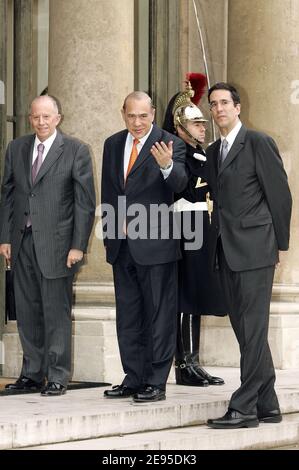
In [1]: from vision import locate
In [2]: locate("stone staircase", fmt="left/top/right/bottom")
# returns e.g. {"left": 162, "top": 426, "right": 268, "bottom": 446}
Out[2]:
{"left": 1, "top": 368, "right": 299, "bottom": 450}
{"left": 3, "top": 283, "right": 299, "bottom": 385}
{"left": 25, "top": 415, "right": 299, "bottom": 450}
{"left": 2, "top": 282, "right": 299, "bottom": 450}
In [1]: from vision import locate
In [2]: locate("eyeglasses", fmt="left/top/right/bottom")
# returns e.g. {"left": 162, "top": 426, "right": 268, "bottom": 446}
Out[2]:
{"left": 209, "top": 100, "right": 234, "bottom": 110}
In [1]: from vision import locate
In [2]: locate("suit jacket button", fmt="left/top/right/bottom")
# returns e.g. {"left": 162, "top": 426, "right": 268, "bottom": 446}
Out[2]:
{"left": 20, "top": 229, "right": 24, "bottom": 234}
{"left": 24, "top": 211, "right": 28, "bottom": 216}
{"left": 30, "top": 193, "right": 35, "bottom": 197}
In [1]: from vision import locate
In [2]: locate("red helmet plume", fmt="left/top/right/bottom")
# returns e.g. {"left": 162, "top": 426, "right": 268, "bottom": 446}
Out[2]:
{"left": 186, "top": 72, "right": 207, "bottom": 105}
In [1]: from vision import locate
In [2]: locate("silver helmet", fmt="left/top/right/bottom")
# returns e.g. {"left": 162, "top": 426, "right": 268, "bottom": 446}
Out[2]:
{"left": 174, "top": 103, "right": 208, "bottom": 129}
{"left": 172, "top": 81, "right": 208, "bottom": 129}
{"left": 171, "top": 82, "right": 208, "bottom": 145}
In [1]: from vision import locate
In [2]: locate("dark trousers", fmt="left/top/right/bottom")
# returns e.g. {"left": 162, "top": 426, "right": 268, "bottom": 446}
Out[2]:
{"left": 13, "top": 228, "right": 74, "bottom": 386}
{"left": 112, "top": 240, "right": 177, "bottom": 390}
{"left": 218, "top": 240, "right": 279, "bottom": 414}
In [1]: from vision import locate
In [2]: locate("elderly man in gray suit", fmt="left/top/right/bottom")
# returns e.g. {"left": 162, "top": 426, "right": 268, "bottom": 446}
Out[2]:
{"left": 0, "top": 95, "right": 95, "bottom": 396}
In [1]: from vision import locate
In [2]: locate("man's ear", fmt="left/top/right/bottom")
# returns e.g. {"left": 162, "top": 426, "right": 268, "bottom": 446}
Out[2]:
{"left": 151, "top": 108, "right": 156, "bottom": 122}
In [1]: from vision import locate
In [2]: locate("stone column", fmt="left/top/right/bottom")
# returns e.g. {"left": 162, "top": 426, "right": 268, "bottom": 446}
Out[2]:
{"left": 0, "top": 0, "right": 6, "bottom": 173}
{"left": 45, "top": 0, "right": 134, "bottom": 381}
{"left": 14, "top": 0, "right": 37, "bottom": 137}
{"left": 0, "top": 0, "right": 7, "bottom": 355}
{"left": 48, "top": 0, "right": 134, "bottom": 288}
{"left": 225, "top": 0, "right": 299, "bottom": 368}
{"left": 227, "top": 0, "right": 299, "bottom": 284}
{"left": 179, "top": 0, "right": 228, "bottom": 142}
{"left": 149, "top": 0, "right": 181, "bottom": 125}
{"left": 179, "top": 0, "right": 228, "bottom": 84}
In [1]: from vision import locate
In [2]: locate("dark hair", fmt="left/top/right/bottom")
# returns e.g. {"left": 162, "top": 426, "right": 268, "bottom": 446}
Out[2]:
{"left": 162, "top": 93, "right": 179, "bottom": 134}
{"left": 208, "top": 82, "right": 240, "bottom": 106}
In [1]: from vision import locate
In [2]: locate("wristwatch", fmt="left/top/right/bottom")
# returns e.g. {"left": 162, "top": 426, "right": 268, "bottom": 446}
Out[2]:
{"left": 160, "top": 161, "right": 172, "bottom": 170}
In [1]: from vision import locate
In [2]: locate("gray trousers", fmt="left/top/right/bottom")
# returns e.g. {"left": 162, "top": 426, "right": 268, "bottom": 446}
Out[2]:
{"left": 13, "top": 228, "right": 74, "bottom": 386}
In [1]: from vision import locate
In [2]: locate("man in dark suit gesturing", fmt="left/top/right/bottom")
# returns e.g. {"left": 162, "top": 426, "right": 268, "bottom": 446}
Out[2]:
{"left": 102, "top": 91, "right": 187, "bottom": 402}
{"left": 0, "top": 95, "right": 95, "bottom": 395}
{"left": 205, "top": 83, "right": 292, "bottom": 428}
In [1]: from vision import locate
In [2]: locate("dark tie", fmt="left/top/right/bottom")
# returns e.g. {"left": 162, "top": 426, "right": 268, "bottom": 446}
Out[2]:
{"left": 32, "top": 143, "right": 45, "bottom": 182}
{"left": 219, "top": 139, "right": 229, "bottom": 167}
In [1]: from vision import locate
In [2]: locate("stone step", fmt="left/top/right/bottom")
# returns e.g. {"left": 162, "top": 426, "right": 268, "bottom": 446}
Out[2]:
{"left": 26, "top": 413, "right": 299, "bottom": 450}
{"left": 4, "top": 309, "right": 299, "bottom": 384}
{"left": 1, "top": 368, "right": 299, "bottom": 450}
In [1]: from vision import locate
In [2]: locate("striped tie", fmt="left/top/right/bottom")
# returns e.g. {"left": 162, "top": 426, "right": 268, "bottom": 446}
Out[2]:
{"left": 32, "top": 143, "right": 45, "bottom": 182}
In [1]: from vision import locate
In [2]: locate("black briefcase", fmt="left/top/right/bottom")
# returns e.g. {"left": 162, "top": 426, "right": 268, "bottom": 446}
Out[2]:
{"left": 5, "top": 264, "right": 16, "bottom": 322}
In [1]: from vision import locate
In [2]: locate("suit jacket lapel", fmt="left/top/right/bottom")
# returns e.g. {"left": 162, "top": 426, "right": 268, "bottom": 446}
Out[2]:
{"left": 23, "top": 136, "right": 35, "bottom": 187}
{"left": 32, "top": 132, "right": 64, "bottom": 186}
{"left": 114, "top": 131, "right": 127, "bottom": 191}
{"left": 218, "top": 125, "right": 247, "bottom": 176}
{"left": 207, "top": 139, "right": 221, "bottom": 193}
{"left": 212, "top": 140, "right": 221, "bottom": 177}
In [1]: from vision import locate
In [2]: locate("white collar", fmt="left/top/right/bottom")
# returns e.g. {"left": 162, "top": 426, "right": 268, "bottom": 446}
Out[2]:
{"left": 128, "top": 125, "right": 153, "bottom": 147}
{"left": 220, "top": 120, "right": 242, "bottom": 148}
{"left": 34, "top": 129, "right": 57, "bottom": 150}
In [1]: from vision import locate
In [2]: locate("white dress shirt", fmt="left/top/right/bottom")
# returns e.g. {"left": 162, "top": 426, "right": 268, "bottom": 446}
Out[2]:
{"left": 220, "top": 120, "right": 242, "bottom": 152}
{"left": 32, "top": 129, "right": 57, "bottom": 165}
{"left": 123, "top": 126, "right": 173, "bottom": 179}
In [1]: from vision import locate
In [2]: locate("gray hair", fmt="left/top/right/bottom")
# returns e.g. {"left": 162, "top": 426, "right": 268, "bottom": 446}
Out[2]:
{"left": 29, "top": 95, "right": 62, "bottom": 114}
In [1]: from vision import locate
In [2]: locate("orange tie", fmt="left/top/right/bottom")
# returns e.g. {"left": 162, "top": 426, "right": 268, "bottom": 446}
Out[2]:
{"left": 126, "top": 138, "right": 140, "bottom": 180}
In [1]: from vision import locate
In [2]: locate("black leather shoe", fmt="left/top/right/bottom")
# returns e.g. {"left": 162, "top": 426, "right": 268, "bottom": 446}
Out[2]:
{"left": 5, "top": 376, "right": 44, "bottom": 391}
{"left": 175, "top": 362, "right": 209, "bottom": 387}
{"left": 207, "top": 409, "right": 259, "bottom": 429}
{"left": 41, "top": 382, "right": 67, "bottom": 396}
{"left": 104, "top": 384, "right": 138, "bottom": 398}
{"left": 193, "top": 365, "right": 225, "bottom": 386}
{"left": 133, "top": 385, "right": 166, "bottom": 402}
{"left": 258, "top": 409, "right": 282, "bottom": 423}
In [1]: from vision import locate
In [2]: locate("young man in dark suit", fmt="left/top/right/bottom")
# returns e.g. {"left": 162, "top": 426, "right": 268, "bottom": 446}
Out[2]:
{"left": 0, "top": 95, "right": 95, "bottom": 395}
{"left": 205, "top": 83, "right": 292, "bottom": 428}
{"left": 101, "top": 91, "right": 187, "bottom": 402}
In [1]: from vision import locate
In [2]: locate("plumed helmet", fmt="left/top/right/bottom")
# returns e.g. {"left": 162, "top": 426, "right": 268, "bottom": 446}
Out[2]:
{"left": 174, "top": 102, "right": 208, "bottom": 128}
{"left": 162, "top": 73, "right": 208, "bottom": 135}
{"left": 173, "top": 81, "right": 208, "bottom": 129}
